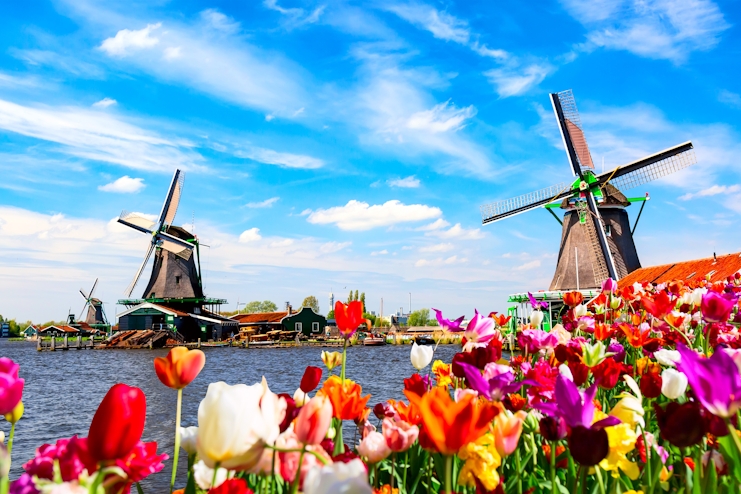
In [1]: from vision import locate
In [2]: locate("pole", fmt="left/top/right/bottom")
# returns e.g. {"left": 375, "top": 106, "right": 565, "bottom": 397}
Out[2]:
{"left": 575, "top": 247, "right": 580, "bottom": 290}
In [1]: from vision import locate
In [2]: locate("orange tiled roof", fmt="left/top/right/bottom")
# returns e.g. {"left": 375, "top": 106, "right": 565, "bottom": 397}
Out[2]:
{"left": 231, "top": 312, "right": 288, "bottom": 324}
{"left": 619, "top": 252, "right": 741, "bottom": 287}
{"left": 39, "top": 325, "right": 80, "bottom": 333}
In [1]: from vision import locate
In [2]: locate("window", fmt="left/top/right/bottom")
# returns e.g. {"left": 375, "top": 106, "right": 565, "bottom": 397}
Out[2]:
{"left": 296, "top": 322, "right": 303, "bottom": 332}
{"left": 707, "top": 270, "right": 716, "bottom": 277}
{"left": 686, "top": 272, "right": 695, "bottom": 279}
{"left": 312, "top": 322, "right": 320, "bottom": 333}
{"left": 175, "top": 276, "right": 181, "bottom": 284}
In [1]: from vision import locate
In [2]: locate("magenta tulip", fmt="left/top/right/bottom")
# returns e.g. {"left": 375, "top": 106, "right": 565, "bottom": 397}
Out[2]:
{"left": 0, "top": 358, "right": 24, "bottom": 415}
{"left": 701, "top": 291, "right": 738, "bottom": 323}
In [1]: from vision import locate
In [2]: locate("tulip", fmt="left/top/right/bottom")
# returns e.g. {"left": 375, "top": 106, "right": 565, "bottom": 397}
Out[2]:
{"left": 279, "top": 393, "right": 299, "bottom": 433}
{"left": 88, "top": 383, "right": 146, "bottom": 463}
{"left": 179, "top": 426, "right": 198, "bottom": 456}
{"left": 208, "top": 479, "right": 252, "bottom": 494}
{"left": 319, "top": 376, "right": 371, "bottom": 421}
{"left": 321, "top": 351, "right": 342, "bottom": 372}
{"left": 563, "top": 291, "right": 583, "bottom": 307}
{"left": 432, "top": 308, "right": 465, "bottom": 332}
{"left": 558, "top": 364, "right": 573, "bottom": 381}
{"left": 334, "top": 300, "right": 366, "bottom": 339}
{"left": 303, "top": 458, "right": 372, "bottom": 494}
{"left": 569, "top": 426, "right": 610, "bottom": 466}
{"left": 701, "top": 291, "right": 738, "bottom": 323}
{"left": 661, "top": 368, "right": 688, "bottom": 400}
{"left": 462, "top": 310, "right": 497, "bottom": 352}
{"left": 492, "top": 410, "right": 526, "bottom": 457}
{"left": 373, "top": 402, "right": 395, "bottom": 420}
{"left": 4, "top": 401, "right": 23, "bottom": 424}
{"left": 295, "top": 396, "right": 333, "bottom": 445}
{"left": 197, "top": 381, "right": 285, "bottom": 470}
{"left": 153, "top": 347, "right": 206, "bottom": 390}
{"left": 300, "top": 366, "right": 323, "bottom": 393}
{"left": 573, "top": 304, "right": 588, "bottom": 317}
{"left": 529, "top": 310, "right": 544, "bottom": 328}
{"left": 654, "top": 401, "right": 704, "bottom": 447}
{"left": 654, "top": 349, "right": 680, "bottom": 367}
{"left": 193, "top": 459, "right": 233, "bottom": 489}
{"left": 357, "top": 431, "right": 391, "bottom": 463}
{"left": 677, "top": 345, "right": 741, "bottom": 418}
{"left": 382, "top": 418, "right": 419, "bottom": 452}
{"left": 410, "top": 343, "right": 434, "bottom": 370}
{"left": 539, "top": 416, "right": 567, "bottom": 441}
{"left": 293, "top": 388, "right": 311, "bottom": 406}
{"left": 0, "top": 358, "right": 24, "bottom": 416}
{"left": 602, "top": 278, "right": 618, "bottom": 293}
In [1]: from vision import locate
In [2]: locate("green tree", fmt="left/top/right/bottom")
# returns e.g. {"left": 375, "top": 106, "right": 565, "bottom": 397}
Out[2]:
{"left": 407, "top": 308, "right": 431, "bottom": 327}
{"left": 327, "top": 310, "right": 335, "bottom": 319}
{"left": 301, "top": 296, "right": 321, "bottom": 313}
{"left": 347, "top": 290, "right": 353, "bottom": 302}
{"left": 354, "top": 290, "right": 359, "bottom": 303}
{"left": 363, "top": 312, "right": 376, "bottom": 328}
{"left": 244, "top": 300, "right": 278, "bottom": 313}
{"left": 360, "top": 292, "right": 366, "bottom": 311}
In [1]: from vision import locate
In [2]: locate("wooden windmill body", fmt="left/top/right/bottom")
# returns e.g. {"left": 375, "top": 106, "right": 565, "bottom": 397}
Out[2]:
{"left": 480, "top": 90, "right": 697, "bottom": 290}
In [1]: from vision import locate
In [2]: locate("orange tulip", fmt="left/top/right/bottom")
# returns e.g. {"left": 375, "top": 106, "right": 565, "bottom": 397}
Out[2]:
{"left": 405, "top": 387, "right": 498, "bottom": 456}
{"left": 318, "top": 375, "right": 370, "bottom": 420}
{"left": 563, "top": 291, "right": 584, "bottom": 307}
{"left": 154, "top": 346, "right": 206, "bottom": 389}
{"left": 388, "top": 399, "right": 422, "bottom": 426}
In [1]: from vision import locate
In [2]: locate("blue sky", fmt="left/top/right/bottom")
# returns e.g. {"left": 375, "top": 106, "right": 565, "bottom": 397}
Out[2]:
{"left": 0, "top": 0, "right": 740, "bottom": 322}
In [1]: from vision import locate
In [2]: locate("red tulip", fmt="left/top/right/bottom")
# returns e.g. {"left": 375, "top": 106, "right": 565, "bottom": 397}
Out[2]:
{"left": 300, "top": 366, "right": 323, "bottom": 393}
{"left": 641, "top": 291, "right": 675, "bottom": 319}
{"left": 295, "top": 396, "right": 333, "bottom": 445}
{"left": 563, "top": 291, "right": 583, "bottom": 308}
{"left": 154, "top": 347, "right": 206, "bottom": 390}
{"left": 88, "top": 384, "right": 146, "bottom": 462}
{"left": 208, "top": 479, "right": 253, "bottom": 494}
{"left": 0, "top": 358, "right": 24, "bottom": 415}
{"left": 654, "top": 402, "right": 704, "bottom": 447}
{"left": 334, "top": 300, "right": 366, "bottom": 338}
{"left": 568, "top": 426, "right": 609, "bottom": 466}
{"left": 639, "top": 370, "right": 662, "bottom": 399}
{"left": 278, "top": 393, "right": 299, "bottom": 433}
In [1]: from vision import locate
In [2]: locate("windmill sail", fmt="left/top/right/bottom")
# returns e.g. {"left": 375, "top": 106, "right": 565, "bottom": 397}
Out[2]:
{"left": 481, "top": 182, "right": 571, "bottom": 224}
{"left": 126, "top": 243, "right": 156, "bottom": 297}
{"left": 596, "top": 141, "right": 696, "bottom": 191}
{"left": 159, "top": 170, "right": 184, "bottom": 228}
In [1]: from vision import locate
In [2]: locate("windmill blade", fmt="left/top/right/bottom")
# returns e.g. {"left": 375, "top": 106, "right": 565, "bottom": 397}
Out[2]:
{"left": 79, "top": 288, "right": 89, "bottom": 300}
{"left": 158, "top": 238, "right": 194, "bottom": 260}
{"left": 551, "top": 90, "right": 595, "bottom": 176}
{"left": 156, "top": 231, "right": 195, "bottom": 251}
{"left": 596, "top": 141, "right": 696, "bottom": 191}
{"left": 481, "top": 182, "right": 572, "bottom": 224}
{"left": 118, "top": 212, "right": 156, "bottom": 235}
{"left": 79, "top": 300, "right": 90, "bottom": 321}
{"left": 125, "top": 243, "right": 156, "bottom": 297}
{"left": 583, "top": 191, "right": 618, "bottom": 281}
{"left": 88, "top": 278, "right": 98, "bottom": 300}
{"left": 157, "top": 170, "right": 185, "bottom": 229}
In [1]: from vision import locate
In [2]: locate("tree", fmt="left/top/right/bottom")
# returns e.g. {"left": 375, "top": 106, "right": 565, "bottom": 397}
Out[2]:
{"left": 302, "top": 296, "right": 320, "bottom": 313}
{"left": 327, "top": 310, "right": 335, "bottom": 319}
{"left": 244, "top": 300, "right": 278, "bottom": 313}
{"left": 348, "top": 290, "right": 353, "bottom": 302}
{"left": 354, "top": 290, "right": 359, "bottom": 303}
{"left": 360, "top": 292, "right": 366, "bottom": 311}
{"left": 407, "top": 308, "right": 431, "bottom": 327}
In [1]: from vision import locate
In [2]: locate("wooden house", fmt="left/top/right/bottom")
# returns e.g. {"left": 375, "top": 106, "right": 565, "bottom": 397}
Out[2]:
{"left": 230, "top": 306, "right": 328, "bottom": 337}
{"left": 38, "top": 325, "right": 80, "bottom": 337}
{"left": 116, "top": 302, "right": 238, "bottom": 341}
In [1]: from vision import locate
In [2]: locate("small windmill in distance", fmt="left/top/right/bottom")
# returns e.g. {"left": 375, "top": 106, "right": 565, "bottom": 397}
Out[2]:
{"left": 79, "top": 278, "right": 109, "bottom": 326}
{"left": 480, "top": 89, "right": 698, "bottom": 291}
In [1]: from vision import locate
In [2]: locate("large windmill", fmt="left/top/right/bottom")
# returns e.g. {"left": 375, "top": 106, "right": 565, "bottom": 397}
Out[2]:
{"left": 79, "top": 278, "right": 108, "bottom": 325}
{"left": 480, "top": 90, "right": 698, "bottom": 291}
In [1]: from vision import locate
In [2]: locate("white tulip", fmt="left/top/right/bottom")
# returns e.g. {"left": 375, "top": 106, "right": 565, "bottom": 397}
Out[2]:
{"left": 303, "top": 458, "right": 373, "bottom": 494}
{"left": 691, "top": 288, "right": 706, "bottom": 307}
{"left": 653, "top": 349, "right": 681, "bottom": 367}
{"left": 197, "top": 381, "right": 286, "bottom": 470}
{"left": 558, "top": 364, "right": 573, "bottom": 382}
{"left": 661, "top": 368, "right": 688, "bottom": 400}
{"left": 193, "top": 460, "right": 233, "bottom": 489}
{"left": 47, "top": 483, "right": 87, "bottom": 494}
{"left": 0, "top": 430, "right": 4, "bottom": 444}
{"left": 179, "top": 426, "right": 199, "bottom": 455}
{"left": 293, "top": 388, "right": 311, "bottom": 406}
{"left": 530, "top": 310, "right": 544, "bottom": 327}
{"left": 573, "top": 304, "right": 588, "bottom": 317}
{"left": 410, "top": 343, "right": 434, "bottom": 370}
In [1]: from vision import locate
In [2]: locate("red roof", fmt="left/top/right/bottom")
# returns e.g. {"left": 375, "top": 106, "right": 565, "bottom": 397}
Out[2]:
{"left": 39, "top": 325, "right": 80, "bottom": 333}
{"left": 619, "top": 252, "right": 741, "bottom": 287}
{"left": 231, "top": 312, "right": 288, "bottom": 324}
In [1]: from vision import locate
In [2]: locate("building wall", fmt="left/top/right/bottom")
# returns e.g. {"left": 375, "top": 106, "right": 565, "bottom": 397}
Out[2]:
{"left": 282, "top": 307, "right": 327, "bottom": 336}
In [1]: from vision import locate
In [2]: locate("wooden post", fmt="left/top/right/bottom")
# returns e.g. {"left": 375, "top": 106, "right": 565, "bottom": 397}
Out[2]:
{"left": 51, "top": 337, "right": 55, "bottom": 351}
{"left": 37, "top": 337, "right": 41, "bottom": 351}
{"left": 197, "top": 338, "right": 201, "bottom": 348}
{"left": 77, "top": 335, "right": 82, "bottom": 349}
{"left": 63, "top": 335, "right": 68, "bottom": 350}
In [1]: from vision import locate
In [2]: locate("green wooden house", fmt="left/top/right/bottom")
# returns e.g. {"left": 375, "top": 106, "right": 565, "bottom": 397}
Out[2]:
{"left": 281, "top": 307, "right": 327, "bottom": 337}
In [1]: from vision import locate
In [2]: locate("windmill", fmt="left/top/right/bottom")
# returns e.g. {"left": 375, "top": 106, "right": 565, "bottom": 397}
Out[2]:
{"left": 79, "top": 278, "right": 108, "bottom": 325}
{"left": 118, "top": 170, "right": 204, "bottom": 300}
{"left": 480, "top": 89, "right": 698, "bottom": 290}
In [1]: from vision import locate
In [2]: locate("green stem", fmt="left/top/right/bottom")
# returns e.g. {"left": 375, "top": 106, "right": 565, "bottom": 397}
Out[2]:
{"left": 6, "top": 423, "right": 14, "bottom": 458}
{"left": 170, "top": 388, "right": 183, "bottom": 494}
{"left": 402, "top": 451, "right": 408, "bottom": 493}
{"left": 211, "top": 462, "right": 220, "bottom": 490}
{"left": 270, "top": 447, "right": 277, "bottom": 494}
{"left": 595, "top": 466, "right": 606, "bottom": 494}
{"left": 340, "top": 338, "right": 348, "bottom": 383}
{"left": 291, "top": 448, "right": 306, "bottom": 494}
{"left": 391, "top": 453, "right": 396, "bottom": 492}
{"left": 444, "top": 455, "right": 452, "bottom": 494}
{"left": 515, "top": 448, "right": 523, "bottom": 494}
{"left": 0, "top": 424, "right": 16, "bottom": 494}
{"left": 726, "top": 420, "right": 741, "bottom": 458}
{"left": 550, "top": 441, "right": 557, "bottom": 494}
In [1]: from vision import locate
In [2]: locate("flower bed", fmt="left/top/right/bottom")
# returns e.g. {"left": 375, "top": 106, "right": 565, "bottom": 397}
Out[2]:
{"left": 1, "top": 280, "right": 741, "bottom": 493}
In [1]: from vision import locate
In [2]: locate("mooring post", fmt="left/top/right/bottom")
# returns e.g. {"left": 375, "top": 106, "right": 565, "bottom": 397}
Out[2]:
{"left": 197, "top": 338, "right": 201, "bottom": 348}
{"left": 51, "top": 337, "right": 55, "bottom": 351}
{"left": 77, "top": 335, "right": 81, "bottom": 349}
{"left": 36, "top": 337, "right": 41, "bottom": 351}
{"left": 63, "top": 335, "right": 68, "bottom": 350}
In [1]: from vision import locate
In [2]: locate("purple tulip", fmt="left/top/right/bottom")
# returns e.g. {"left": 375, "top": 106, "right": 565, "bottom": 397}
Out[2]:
{"left": 607, "top": 341, "right": 625, "bottom": 362}
{"left": 536, "top": 375, "right": 620, "bottom": 429}
{"left": 0, "top": 358, "right": 24, "bottom": 415}
{"left": 527, "top": 292, "right": 548, "bottom": 310}
{"left": 701, "top": 291, "right": 738, "bottom": 323}
{"left": 677, "top": 344, "right": 741, "bottom": 418}
{"left": 459, "top": 362, "right": 533, "bottom": 401}
{"left": 518, "top": 329, "right": 558, "bottom": 354}
{"left": 462, "top": 309, "right": 496, "bottom": 351}
{"left": 602, "top": 278, "right": 618, "bottom": 293}
{"left": 432, "top": 308, "right": 465, "bottom": 332}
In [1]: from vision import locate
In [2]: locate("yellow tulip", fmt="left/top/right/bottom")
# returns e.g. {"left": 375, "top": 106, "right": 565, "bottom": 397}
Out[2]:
{"left": 4, "top": 402, "right": 23, "bottom": 424}
{"left": 321, "top": 351, "right": 342, "bottom": 371}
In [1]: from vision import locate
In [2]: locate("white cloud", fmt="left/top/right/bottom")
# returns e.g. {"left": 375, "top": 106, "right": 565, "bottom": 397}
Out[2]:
{"left": 306, "top": 200, "right": 442, "bottom": 231}
{"left": 407, "top": 101, "right": 476, "bottom": 133}
{"left": 416, "top": 218, "right": 450, "bottom": 231}
{"left": 239, "top": 227, "right": 262, "bottom": 243}
{"left": 415, "top": 255, "right": 467, "bottom": 267}
{"left": 371, "top": 249, "right": 389, "bottom": 256}
{"left": 719, "top": 90, "right": 741, "bottom": 109}
{"left": 0, "top": 99, "right": 201, "bottom": 172}
{"left": 484, "top": 64, "right": 552, "bottom": 98}
{"left": 92, "top": 98, "right": 117, "bottom": 109}
{"left": 470, "top": 42, "right": 509, "bottom": 60}
{"left": 561, "top": 0, "right": 729, "bottom": 63}
{"left": 514, "top": 259, "right": 541, "bottom": 271}
{"left": 246, "top": 197, "right": 280, "bottom": 208}
{"left": 163, "top": 46, "right": 182, "bottom": 60}
{"left": 238, "top": 147, "right": 324, "bottom": 169}
{"left": 426, "top": 223, "right": 485, "bottom": 240}
{"left": 98, "top": 176, "right": 145, "bottom": 193}
{"left": 201, "top": 9, "right": 241, "bottom": 33}
{"left": 419, "top": 243, "right": 454, "bottom": 253}
{"left": 99, "top": 23, "right": 162, "bottom": 57}
{"left": 319, "top": 241, "right": 351, "bottom": 254}
{"left": 264, "top": 0, "right": 325, "bottom": 28}
{"left": 679, "top": 184, "right": 740, "bottom": 200}
{"left": 387, "top": 3, "right": 469, "bottom": 43}
{"left": 270, "top": 238, "right": 294, "bottom": 247}
{"left": 388, "top": 176, "right": 421, "bottom": 188}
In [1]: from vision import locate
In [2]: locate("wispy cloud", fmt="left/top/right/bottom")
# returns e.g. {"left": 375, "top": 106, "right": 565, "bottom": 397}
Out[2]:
{"left": 419, "top": 242, "right": 454, "bottom": 253}
{"left": 415, "top": 255, "right": 467, "bottom": 267}
{"left": 388, "top": 176, "right": 421, "bottom": 188}
{"left": 719, "top": 90, "right": 741, "bottom": 109}
{"left": 679, "top": 184, "right": 740, "bottom": 200}
{"left": 426, "top": 223, "right": 484, "bottom": 240}
{"left": 100, "top": 23, "right": 162, "bottom": 56}
{"left": 246, "top": 197, "right": 280, "bottom": 208}
{"left": 238, "top": 147, "right": 324, "bottom": 169}
{"left": 306, "top": 200, "right": 441, "bottom": 231}
{"left": 484, "top": 63, "right": 552, "bottom": 98}
{"left": 514, "top": 259, "right": 541, "bottom": 271}
{"left": 264, "top": 0, "right": 325, "bottom": 28}
{"left": 92, "top": 98, "right": 117, "bottom": 108}
{"left": 407, "top": 100, "right": 476, "bottom": 133}
{"left": 561, "top": 0, "right": 729, "bottom": 63}
{"left": 386, "top": 3, "right": 469, "bottom": 43}
{"left": 98, "top": 176, "right": 145, "bottom": 193}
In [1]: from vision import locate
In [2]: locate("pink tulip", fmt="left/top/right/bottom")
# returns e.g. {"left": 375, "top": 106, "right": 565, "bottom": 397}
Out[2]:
{"left": 0, "top": 358, "right": 24, "bottom": 415}
{"left": 493, "top": 410, "right": 527, "bottom": 457}
{"left": 701, "top": 291, "right": 738, "bottom": 323}
{"left": 382, "top": 418, "right": 419, "bottom": 452}
{"left": 357, "top": 431, "right": 391, "bottom": 463}
{"left": 295, "top": 396, "right": 333, "bottom": 445}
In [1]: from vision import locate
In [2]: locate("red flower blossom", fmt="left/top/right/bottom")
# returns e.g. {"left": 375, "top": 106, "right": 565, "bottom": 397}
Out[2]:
{"left": 639, "top": 370, "right": 662, "bottom": 399}
{"left": 641, "top": 291, "right": 675, "bottom": 319}
{"left": 300, "top": 366, "right": 323, "bottom": 393}
{"left": 554, "top": 344, "right": 582, "bottom": 364}
{"left": 334, "top": 301, "right": 367, "bottom": 338}
{"left": 567, "top": 361, "right": 590, "bottom": 387}
{"left": 114, "top": 441, "right": 168, "bottom": 490}
{"left": 209, "top": 479, "right": 254, "bottom": 494}
{"left": 563, "top": 291, "right": 584, "bottom": 307}
{"left": 403, "top": 373, "right": 430, "bottom": 397}
{"left": 88, "top": 384, "right": 146, "bottom": 463}
{"left": 591, "top": 358, "right": 628, "bottom": 390}
{"left": 23, "top": 436, "right": 94, "bottom": 482}
{"left": 452, "top": 342, "right": 502, "bottom": 377}
{"left": 503, "top": 393, "right": 527, "bottom": 412}
{"left": 654, "top": 402, "right": 704, "bottom": 447}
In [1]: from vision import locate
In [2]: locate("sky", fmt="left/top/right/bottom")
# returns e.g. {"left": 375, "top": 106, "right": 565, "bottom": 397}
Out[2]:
{"left": 0, "top": 0, "right": 740, "bottom": 323}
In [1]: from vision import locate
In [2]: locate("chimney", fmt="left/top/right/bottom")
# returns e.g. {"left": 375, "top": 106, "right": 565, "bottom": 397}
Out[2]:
{"left": 285, "top": 301, "right": 292, "bottom": 315}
